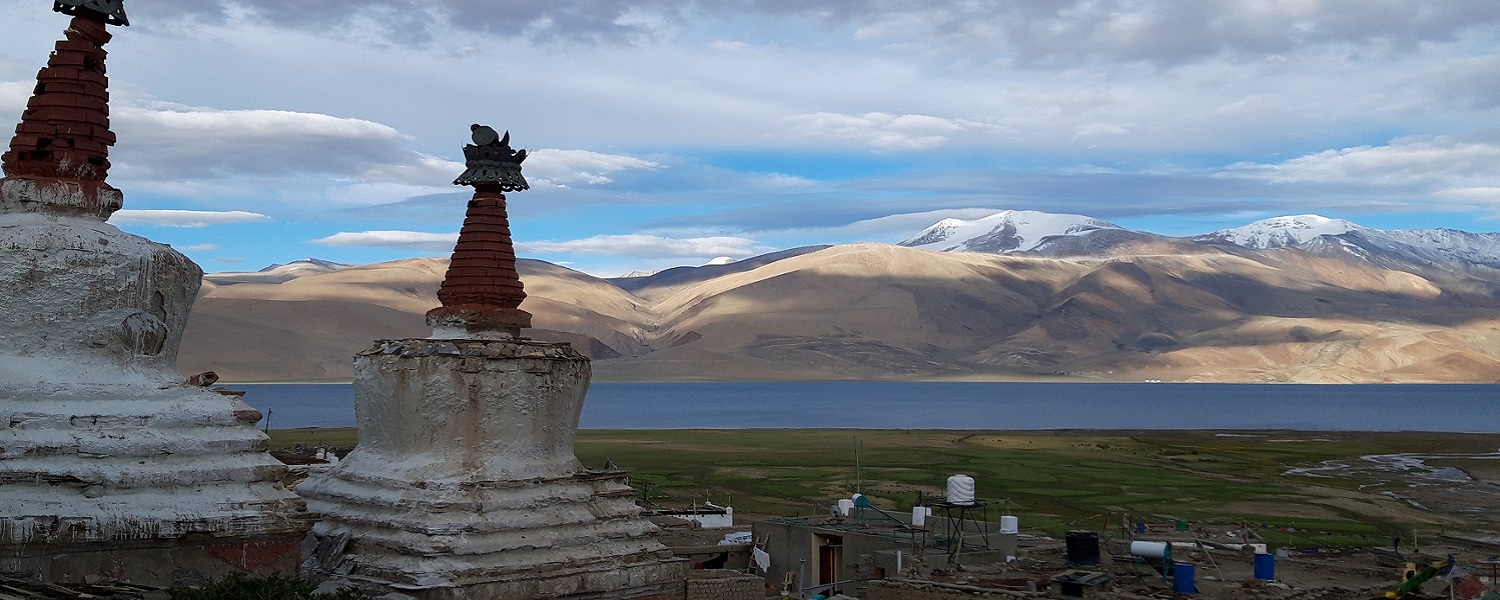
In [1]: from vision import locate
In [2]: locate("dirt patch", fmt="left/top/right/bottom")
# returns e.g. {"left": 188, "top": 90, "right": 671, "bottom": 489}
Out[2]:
{"left": 1217, "top": 501, "right": 1342, "bottom": 520}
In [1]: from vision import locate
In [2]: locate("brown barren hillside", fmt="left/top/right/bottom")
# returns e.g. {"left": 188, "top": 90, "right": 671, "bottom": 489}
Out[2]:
{"left": 178, "top": 244, "right": 1500, "bottom": 383}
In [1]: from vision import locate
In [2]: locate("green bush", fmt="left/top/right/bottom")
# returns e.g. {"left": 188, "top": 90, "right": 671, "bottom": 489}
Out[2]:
{"left": 168, "top": 573, "right": 364, "bottom": 600}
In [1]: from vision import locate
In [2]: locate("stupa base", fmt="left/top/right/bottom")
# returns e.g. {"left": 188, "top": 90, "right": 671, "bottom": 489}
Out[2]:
{"left": 297, "top": 339, "right": 688, "bottom": 599}
{"left": 301, "top": 469, "right": 688, "bottom": 600}
{"left": 0, "top": 532, "right": 307, "bottom": 587}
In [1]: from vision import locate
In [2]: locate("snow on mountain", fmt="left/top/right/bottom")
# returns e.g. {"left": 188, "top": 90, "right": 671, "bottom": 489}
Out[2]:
{"left": 205, "top": 258, "right": 352, "bottom": 285}
{"left": 900, "top": 210, "right": 1122, "bottom": 253}
{"left": 905, "top": 210, "right": 1500, "bottom": 271}
{"left": 1377, "top": 228, "right": 1500, "bottom": 268}
{"left": 617, "top": 257, "right": 733, "bottom": 279}
{"left": 1200, "top": 215, "right": 1362, "bottom": 249}
{"left": 259, "top": 257, "right": 350, "bottom": 273}
{"left": 1202, "top": 215, "right": 1500, "bottom": 270}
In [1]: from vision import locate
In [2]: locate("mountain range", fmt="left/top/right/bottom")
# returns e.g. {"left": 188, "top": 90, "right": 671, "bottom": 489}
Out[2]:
{"left": 177, "top": 212, "right": 1500, "bottom": 383}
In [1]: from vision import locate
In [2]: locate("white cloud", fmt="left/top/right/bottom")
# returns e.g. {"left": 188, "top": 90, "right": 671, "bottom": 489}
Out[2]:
{"left": 1434, "top": 188, "right": 1500, "bottom": 202}
{"left": 0, "top": 81, "right": 27, "bottom": 119}
{"left": 124, "top": 105, "right": 400, "bottom": 140}
{"left": 708, "top": 40, "right": 753, "bottom": 53}
{"left": 1231, "top": 137, "right": 1500, "bottom": 186}
{"left": 855, "top": 0, "right": 1500, "bottom": 66}
{"left": 180, "top": 243, "right": 222, "bottom": 252}
{"left": 1072, "top": 122, "right": 1133, "bottom": 141}
{"left": 790, "top": 208, "right": 1008, "bottom": 242}
{"left": 8, "top": 0, "right": 1500, "bottom": 273}
{"left": 108, "top": 210, "right": 270, "bottom": 227}
{"left": 754, "top": 173, "right": 817, "bottom": 188}
{"left": 1213, "top": 94, "right": 1285, "bottom": 116}
{"left": 524, "top": 149, "right": 660, "bottom": 186}
{"left": 361, "top": 153, "right": 466, "bottom": 187}
{"left": 517, "top": 234, "right": 772, "bottom": 258}
{"left": 313, "top": 230, "right": 459, "bottom": 252}
{"left": 135, "top": 1, "right": 1500, "bottom": 66}
{"left": 785, "top": 112, "right": 1006, "bottom": 150}
{"left": 110, "top": 103, "right": 426, "bottom": 182}
{"left": 325, "top": 182, "right": 457, "bottom": 207}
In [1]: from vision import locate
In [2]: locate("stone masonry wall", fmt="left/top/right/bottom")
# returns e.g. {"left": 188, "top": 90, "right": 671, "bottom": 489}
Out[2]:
{"left": 867, "top": 579, "right": 1037, "bottom": 600}
{"left": 683, "top": 570, "right": 764, "bottom": 600}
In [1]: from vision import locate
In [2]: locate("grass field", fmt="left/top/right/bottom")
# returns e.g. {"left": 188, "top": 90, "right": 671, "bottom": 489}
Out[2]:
{"left": 268, "top": 428, "right": 1500, "bottom": 548}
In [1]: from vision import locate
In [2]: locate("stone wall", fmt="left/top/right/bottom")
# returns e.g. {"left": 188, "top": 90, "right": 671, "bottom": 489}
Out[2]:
{"left": 683, "top": 570, "right": 764, "bottom": 600}
{"left": 867, "top": 579, "right": 1038, "bottom": 600}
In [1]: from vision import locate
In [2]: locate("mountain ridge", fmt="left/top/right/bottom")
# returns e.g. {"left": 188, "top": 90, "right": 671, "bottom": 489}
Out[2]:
{"left": 177, "top": 211, "right": 1500, "bottom": 384}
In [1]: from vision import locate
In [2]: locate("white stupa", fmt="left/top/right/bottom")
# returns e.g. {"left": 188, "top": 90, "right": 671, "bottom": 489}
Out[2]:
{"left": 0, "top": 2, "right": 310, "bottom": 584}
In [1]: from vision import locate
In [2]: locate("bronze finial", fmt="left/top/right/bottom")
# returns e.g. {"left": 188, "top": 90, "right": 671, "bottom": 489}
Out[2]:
{"left": 54, "top": 0, "right": 129, "bottom": 26}
{"left": 453, "top": 124, "right": 529, "bottom": 191}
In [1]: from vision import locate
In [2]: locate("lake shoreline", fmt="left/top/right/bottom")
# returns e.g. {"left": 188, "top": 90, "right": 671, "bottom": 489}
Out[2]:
{"left": 238, "top": 381, "right": 1500, "bottom": 431}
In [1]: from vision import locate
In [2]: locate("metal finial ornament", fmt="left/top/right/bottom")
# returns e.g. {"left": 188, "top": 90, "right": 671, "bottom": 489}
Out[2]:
{"left": 453, "top": 124, "right": 529, "bottom": 191}
{"left": 54, "top": 0, "right": 129, "bottom": 26}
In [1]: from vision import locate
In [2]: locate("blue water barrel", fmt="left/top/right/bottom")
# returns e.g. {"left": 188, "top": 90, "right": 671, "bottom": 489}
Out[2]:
{"left": 1254, "top": 553, "right": 1275, "bottom": 580}
{"left": 1174, "top": 562, "right": 1196, "bottom": 594}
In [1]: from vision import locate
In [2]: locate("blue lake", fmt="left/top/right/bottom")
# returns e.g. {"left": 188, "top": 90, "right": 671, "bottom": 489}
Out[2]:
{"left": 234, "top": 381, "right": 1500, "bottom": 432}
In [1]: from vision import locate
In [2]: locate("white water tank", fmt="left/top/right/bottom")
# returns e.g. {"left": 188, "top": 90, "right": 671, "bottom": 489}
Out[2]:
{"left": 1000, "top": 515, "right": 1019, "bottom": 533}
{"left": 1130, "top": 541, "right": 1170, "bottom": 558}
{"left": 946, "top": 474, "right": 976, "bottom": 505}
{"left": 836, "top": 498, "right": 855, "bottom": 516}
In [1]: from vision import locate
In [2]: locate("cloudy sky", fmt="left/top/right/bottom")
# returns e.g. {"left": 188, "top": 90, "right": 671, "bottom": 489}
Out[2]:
{"left": 3, "top": 1, "right": 1499, "bottom": 276}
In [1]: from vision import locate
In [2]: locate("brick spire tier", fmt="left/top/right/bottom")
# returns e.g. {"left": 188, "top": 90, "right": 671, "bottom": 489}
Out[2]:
{"left": 425, "top": 125, "right": 533, "bottom": 338}
{"left": 0, "top": 6, "right": 125, "bottom": 220}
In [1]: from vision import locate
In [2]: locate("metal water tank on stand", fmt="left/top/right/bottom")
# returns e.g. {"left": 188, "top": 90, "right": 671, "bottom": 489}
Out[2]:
{"left": 946, "top": 474, "right": 976, "bottom": 505}
{"left": 936, "top": 474, "right": 988, "bottom": 558}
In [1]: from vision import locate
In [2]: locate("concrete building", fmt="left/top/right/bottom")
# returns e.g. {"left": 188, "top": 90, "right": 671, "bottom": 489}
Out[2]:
{"left": 753, "top": 504, "right": 1010, "bottom": 598}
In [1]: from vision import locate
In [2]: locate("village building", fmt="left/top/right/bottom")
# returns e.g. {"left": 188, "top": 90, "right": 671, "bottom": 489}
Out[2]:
{"left": 752, "top": 493, "right": 1012, "bottom": 598}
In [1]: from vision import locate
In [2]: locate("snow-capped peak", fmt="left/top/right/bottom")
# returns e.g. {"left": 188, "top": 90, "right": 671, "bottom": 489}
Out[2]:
{"left": 704, "top": 256, "right": 737, "bottom": 266}
{"left": 205, "top": 258, "right": 351, "bottom": 285}
{"left": 900, "top": 210, "right": 1121, "bottom": 253}
{"left": 1204, "top": 215, "right": 1363, "bottom": 249}
{"left": 259, "top": 257, "right": 351, "bottom": 274}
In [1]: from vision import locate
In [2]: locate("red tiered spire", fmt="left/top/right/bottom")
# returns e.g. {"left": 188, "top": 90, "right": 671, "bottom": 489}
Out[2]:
{"left": 425, "top": 125, "right": 533, "bottom": 337}
{"left": 0, "top": 7, "right": 125, "bottom": 219}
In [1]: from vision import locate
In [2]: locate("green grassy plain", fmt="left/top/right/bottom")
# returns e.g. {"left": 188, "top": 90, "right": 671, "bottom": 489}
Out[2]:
{"left": 268, "top": 428, "right": 1499, "bottom": 548}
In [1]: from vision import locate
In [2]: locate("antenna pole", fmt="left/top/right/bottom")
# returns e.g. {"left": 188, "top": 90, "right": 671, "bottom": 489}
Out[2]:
{"left": 855, "top": 437, "right": 862, "bottom": 494}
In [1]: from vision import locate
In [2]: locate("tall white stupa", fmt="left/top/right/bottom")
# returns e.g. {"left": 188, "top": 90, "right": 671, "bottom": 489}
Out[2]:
{"left": 0, "top": 0, "right": 311, "bottom": 584}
